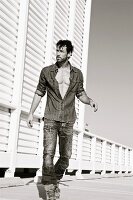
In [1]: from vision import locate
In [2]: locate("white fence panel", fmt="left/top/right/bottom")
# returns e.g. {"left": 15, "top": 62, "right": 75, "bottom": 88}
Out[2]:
{"left": 52, "top": 0, "right": 70, "bottom": 62}
{"left": 21, "top": 0, "right": 49, "bottom": 115}
{"left": 17, "top": 114, "right": 40, "bottom": 155}
{"left": 95, "top": 138, "right": 103, "bottom": 163}
{"left": 0, "top": 107, "right": 10, "bottom": 152}
{"left": 114, "top": 145, "right": 119, "bottom": 166}
{"left": 82, "top": 134, "right": 92, "bottom": 161}
{"left": 106, "top": 142, "right": 112, "bottom": 164}
{"left": 0, "top": 0, "right": 20, "bottom": 105}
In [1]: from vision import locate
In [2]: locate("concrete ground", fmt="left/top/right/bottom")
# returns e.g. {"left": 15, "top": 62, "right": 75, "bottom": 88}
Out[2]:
{"left": 0, "top": 175, "right": 133, "bottom": 200}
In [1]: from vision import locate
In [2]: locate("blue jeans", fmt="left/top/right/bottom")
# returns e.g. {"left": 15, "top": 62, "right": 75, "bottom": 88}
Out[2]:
{"left": 42, "top": 118, "right": 74, "bottom": 185}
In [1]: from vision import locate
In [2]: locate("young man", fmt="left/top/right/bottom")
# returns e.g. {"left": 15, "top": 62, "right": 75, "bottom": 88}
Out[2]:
{"left": 27, "top": 40, "right": 98, "bottom": 200}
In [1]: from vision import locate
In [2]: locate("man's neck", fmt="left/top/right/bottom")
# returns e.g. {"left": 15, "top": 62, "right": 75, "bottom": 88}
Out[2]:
{"left": 57, "top": 60, "right": 70, "bottom": 68}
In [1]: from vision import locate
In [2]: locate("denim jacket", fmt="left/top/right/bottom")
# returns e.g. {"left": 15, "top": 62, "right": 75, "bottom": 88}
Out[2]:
{"left": 35, "top": 62, "right": 85, "bottom": 122}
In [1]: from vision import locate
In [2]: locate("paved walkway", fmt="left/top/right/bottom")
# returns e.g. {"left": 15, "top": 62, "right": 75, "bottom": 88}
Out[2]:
{"left": 0, "top": 175, "right": 133, "bottom": 200}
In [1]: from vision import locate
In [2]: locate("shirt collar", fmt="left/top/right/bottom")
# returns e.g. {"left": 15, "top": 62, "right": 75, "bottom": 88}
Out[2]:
{"left": 50, "top": 62, "right": 77, "bottom": 73}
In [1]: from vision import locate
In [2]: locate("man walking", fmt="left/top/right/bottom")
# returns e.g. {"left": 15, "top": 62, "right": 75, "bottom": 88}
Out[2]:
{"left": 27, "top": 40, "right": 98, "bottom": 200}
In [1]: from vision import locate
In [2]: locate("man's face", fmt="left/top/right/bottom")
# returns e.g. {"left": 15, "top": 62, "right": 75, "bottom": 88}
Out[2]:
{"left": 56, "top": 45, "right": 70, "bottom": 63}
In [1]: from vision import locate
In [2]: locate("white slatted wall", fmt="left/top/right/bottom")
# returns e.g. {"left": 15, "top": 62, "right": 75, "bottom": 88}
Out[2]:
{"left": 106, "top": 142, "right": 112, "bottom": 164}
{"left": 21, "top": 0, "right": 49, "bottom": 115}
{"left": 18, "top": 113, "right": 40, "bottom": 155}
{"left": 128, "top": 149, "right": 131, "bottom": 166}
{"left": 82, "top": 134, "right": 92, "bottom": 161}
{"left": 52, "top": 0, "right": 70, "bottom": 62}
{"left": 114, "top": 145, "right": 119, "bottom": 165}
{"left": 71, "top": 130, "right": 78, "bottom": 159}
{"left": 72, "top": 0, "right": 85, "bottom": 69}
{"left": 0, "top": 107, "right": 10, "bottom": 152}
{"left": 72, "top": 0, "right": 86, "bottom": 127}
{"left": 1, "top": 0, "right": 132, "bottom": 177}
{"left": 122, "top": 147, "right": 126, "bottom": 166}
{"left": 95, "top": 138, "right": 102, "bottom": 163}
{"left": 0, "top": 0, "right": 20, "bottom": 105}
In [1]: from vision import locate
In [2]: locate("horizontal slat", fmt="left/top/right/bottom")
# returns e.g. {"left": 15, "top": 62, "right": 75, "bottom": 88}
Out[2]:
{"left": 74, "top": 19, "right": 84, "bottom": 34}
{"left": 55, "top": 8, "right": 69, "bottom": 26}
{"left": 72, "top": 59, "right": 81, "bottom": 69}
{"left": 0, "top": 32, "right": 17, "bottom": 49}
{"left": 0, "top": 42, "right": 16, "bottom": 58}
{"left": 29, "top": 3, "right": 48, "bottom": 26}
{"left": 0, "top": 113, "right": 10, "bottom": 122}
{"left": 27, "top": 34, "right": 45, "bottom": 52}
{"left": 0, "top": 91, "right": 12, "bottom": 102}
{"left": 54, "top": 21, "right": 68, "bottom": 37}
{"left": 17, "top": 147, "right": 38, "bottom": 154}
{"left": 21, "top": 103, "right": 41, "bottom": 115}
{"left": 0, "top": 3, "right": 19, "bottom": 23}
{"left": 57, "top": 0, "right": 70, "bottom": 10}
{"left": 27, "top": 20, "right": 47, "bottom": 44}
{"left": 34, "top": 0, "right": 49, "bottom": 13}
{"left": 0, "top": 11, "right": 18, "bottom": 31}
{"left": 19, "top": 128, "right": 39, "bottom": 137}
{"left": 76, "top": 0, "right": 85, "bottom": 12}
{"left": 82, "top": 145, "right": 91, "bottom": 151}
{"left": 56, "top": 1, "right": 69, "bottom": 16}
{"left": 25, "top": 60, "right": 42, "bottom": 73}
{"left": 26, "top": 52, "right": 44, "bottom": 68}
{"left": 23, "top": 82, "right": 36, "bottom": 93}
{"left": 0, "top": 57, "right": 15, "bottom": 73}
{"left": 20, "top": 119, "right": 40, "bottom": 130}
{"left": 1, "top": 25, "right": 17, "bottom": 43}
{"left": 73, "top": 39, "right": 83, "bottom": 53}
{"left": 23, "top": 88, "right": 34, "bottom": 98}
{"left": 22, "top": 94, "right": 34, "bottom": 104}
{"left": 1, "top": 0, "right": 20, "bottom": 15}
{"left": 24, "top": 68, "right": 39, "bottom": 82}
{"left": 0, "top": 129, "right": 9, "bottom": 137}
{"left": 38, "top": 0, "right": 49, "bottom": 7}
{"left": 0, "top": 69, "right": 14, "bottom": 81}
{"left": 18, "top": 140, "right": 38, "bottom": 149}
{"left": 0, "top": 143, "right": 7, "bottom": 151}
{"left": 26, "top": 39, "right": 45, "bottom": 58}
{"left": 29, "top": 10, "right": 47, "bottom": 32}
{"left": 73, "top": 32, "right": 84, "bottom": 47}
{"left": 26, "top": 46, "right": 44, "bottom": 64}
{"left": 0, "top": 136, "right": 8, "bottom": 144}
{"left": 19, "top": 133, "right": 39, "bottom": 143}
{"left": 0, "top": 77, "right": 13, "bottom": 89}
{"left": 0, "top": 55, "right": 15, "bottom": 70}
{"left": 72, "top": 51, "right": 82, "bottom": 64}
{"left": 53, "top": 28, "right": 67, "bottom": 41}
{"left": 23, "top": 76, "right": 38, "bottom": 87}
{"left": 0, "top": 19, "right": 18, "bottom": 37}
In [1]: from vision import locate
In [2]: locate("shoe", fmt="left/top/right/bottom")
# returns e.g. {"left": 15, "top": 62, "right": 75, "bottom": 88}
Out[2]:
{"left": 44, "top": 184, "right": 56, "bottom": 200}
{"left": 54, "top": 183, "right": 60, "bottom": 199}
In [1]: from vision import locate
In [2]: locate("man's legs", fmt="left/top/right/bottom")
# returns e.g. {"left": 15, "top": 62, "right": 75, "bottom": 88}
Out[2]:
{"left": 42, "top": 119, "right": 58, "bottom": 200}
{"left": 54, "top": 122, "right": 73, "bottom": 194}
{"left": 42, "top": 120, "right": 73, "bottom": 199}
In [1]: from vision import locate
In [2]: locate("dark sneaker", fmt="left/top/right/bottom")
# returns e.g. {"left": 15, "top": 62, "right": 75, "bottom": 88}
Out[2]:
{"left": 44, "top": 184, "right": 56, "bottom": 200}
{"left": 54, "top": 183, "right": 60, "bottom": 199}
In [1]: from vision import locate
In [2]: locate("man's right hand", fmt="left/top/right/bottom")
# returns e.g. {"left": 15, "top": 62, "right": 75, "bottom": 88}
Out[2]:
{"left": 27, "top": 113, "right": 33, "bottom": 128}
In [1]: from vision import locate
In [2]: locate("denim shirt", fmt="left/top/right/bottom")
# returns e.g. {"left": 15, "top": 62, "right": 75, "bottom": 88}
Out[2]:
{"left": 35, "top": 62, "right": 85, "bottom": 122}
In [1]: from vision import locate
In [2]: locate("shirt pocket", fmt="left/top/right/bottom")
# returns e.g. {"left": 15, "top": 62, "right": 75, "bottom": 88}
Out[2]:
{"left": 70, "top": 80, "right": 80, "bottom": 92}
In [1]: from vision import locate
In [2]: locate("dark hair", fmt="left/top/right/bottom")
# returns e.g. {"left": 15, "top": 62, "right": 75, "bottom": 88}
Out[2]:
{"left": 56, "top": 40, "right": 74, "bottom": 54}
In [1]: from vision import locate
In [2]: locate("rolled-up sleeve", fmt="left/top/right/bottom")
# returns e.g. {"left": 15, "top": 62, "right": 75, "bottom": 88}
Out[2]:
{"left": 76, "top": 70, "right": 85, "bottom": 98}
{"left": 35, "top": 69, "right": 46, "bottom": 97}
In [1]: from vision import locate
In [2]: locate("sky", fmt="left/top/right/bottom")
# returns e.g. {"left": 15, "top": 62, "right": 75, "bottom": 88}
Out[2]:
{"left": 84, "top": 0, "right": 133, "bottom": 148}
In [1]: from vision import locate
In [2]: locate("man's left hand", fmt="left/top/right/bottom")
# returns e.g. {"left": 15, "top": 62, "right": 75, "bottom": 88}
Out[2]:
{"left": 90, "top": 100, "right": 98, "bottom": 112}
